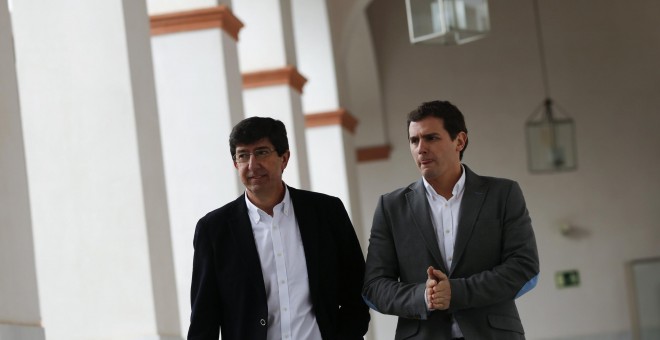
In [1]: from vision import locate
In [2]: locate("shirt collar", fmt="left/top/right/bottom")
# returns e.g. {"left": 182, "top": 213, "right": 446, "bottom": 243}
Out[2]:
{"left": 422, "top": 164, "right": 466, "bottom": 199}
{"left": 244, "top": 184, "right": 292, "bottom": 223}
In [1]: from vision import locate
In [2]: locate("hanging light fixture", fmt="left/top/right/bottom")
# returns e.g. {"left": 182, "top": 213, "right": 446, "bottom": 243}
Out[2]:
{"left": 405, "top": 0, "right": 490, "bottom": 45}
{"left": 525, "top": 0, "right": 577, "bottom": 173}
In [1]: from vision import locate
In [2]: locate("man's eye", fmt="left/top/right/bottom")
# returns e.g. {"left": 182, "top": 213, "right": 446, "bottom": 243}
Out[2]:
{"left": 255, "top": 150, "right": 269, "bottom": 157}
{"left": 237, "top": 153, "right": 250, "bottom": 160}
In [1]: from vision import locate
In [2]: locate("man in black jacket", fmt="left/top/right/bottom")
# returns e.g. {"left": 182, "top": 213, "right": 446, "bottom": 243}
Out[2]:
{"left": 188, "top": 116, "right": 370, "bottom": 340}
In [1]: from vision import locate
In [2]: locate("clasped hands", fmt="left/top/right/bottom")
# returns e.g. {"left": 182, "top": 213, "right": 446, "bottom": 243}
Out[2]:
{"left": 425, "top": 266, "right": 451, "bottom": 311}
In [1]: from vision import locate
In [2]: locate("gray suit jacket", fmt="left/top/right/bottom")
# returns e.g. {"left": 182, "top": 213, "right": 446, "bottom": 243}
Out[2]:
{"left": 363, "top": 165, "right": 539, "bottom": 340}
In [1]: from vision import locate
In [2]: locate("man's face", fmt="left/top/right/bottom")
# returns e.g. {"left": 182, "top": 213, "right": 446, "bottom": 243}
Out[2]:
{"left": 234, "top": 138, "right": 289, "bottom": 199}
{"left": 408, "top": 116, "right": 466, "bottom": 181}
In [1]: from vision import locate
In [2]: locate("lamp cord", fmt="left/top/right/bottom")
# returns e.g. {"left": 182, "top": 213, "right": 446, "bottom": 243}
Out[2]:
{"left": 533, "top": 0, "right": 551, "bottom": 100}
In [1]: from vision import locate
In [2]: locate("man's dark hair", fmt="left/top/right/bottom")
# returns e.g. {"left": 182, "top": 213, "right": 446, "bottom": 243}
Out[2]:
{"left": 229, "top": 116, "right": 289, "bottom": 157}
{"left": 407, "top": 100, "right": 469, "bottom": 160}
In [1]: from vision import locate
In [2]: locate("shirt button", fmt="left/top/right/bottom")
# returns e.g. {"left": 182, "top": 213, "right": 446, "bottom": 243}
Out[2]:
{"left": 283, "top": 307, "right": 288, "bottom": 311}
{"left": 277, "top": 252, "right": 282, "bottom": 257}
{"left": 280, "top": 280, "right": 286, "bottom": 284}
{"left": 260, "top": 319, "right": 266, "bottom": 326}
{"left": 448, "top": 256, "right": 453, "bottom": 261}
{"left": 445, "top": 229, "right": 450, "bottom": 234}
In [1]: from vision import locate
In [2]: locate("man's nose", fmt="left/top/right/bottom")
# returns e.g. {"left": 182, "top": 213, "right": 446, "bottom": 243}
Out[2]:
{"left": 416, "top": 140, "right": 427, "bottom": 154}
{"left": 247, "top": 154, "right": 261, "bottom": 169}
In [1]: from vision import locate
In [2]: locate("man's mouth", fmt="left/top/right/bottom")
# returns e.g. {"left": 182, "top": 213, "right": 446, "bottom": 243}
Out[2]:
{"left": 249, "top": 174, "right": 266, "bottom": 180}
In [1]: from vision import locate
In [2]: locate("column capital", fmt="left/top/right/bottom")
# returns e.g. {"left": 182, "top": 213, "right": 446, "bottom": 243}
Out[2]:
{"left": 242, "top": 66, "right": 307, "bottom": 94}
{"left": 357, "top": 144, "right": 392, "bottom": 162}
{"left": 150, "top": 5, "right": 244, "bottom": 41}
{"left": 305, "top": 109, "right": 358, "bottom": 134}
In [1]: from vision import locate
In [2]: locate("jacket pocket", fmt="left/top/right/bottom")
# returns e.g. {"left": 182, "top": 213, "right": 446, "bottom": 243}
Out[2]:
{"left": 487, "top": 314, "right": 524, "bottom": 334}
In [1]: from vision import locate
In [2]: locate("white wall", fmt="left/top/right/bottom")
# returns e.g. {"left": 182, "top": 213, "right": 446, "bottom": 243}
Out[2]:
{"left": 358, "top": 0, "right": 660, "bottom": 339}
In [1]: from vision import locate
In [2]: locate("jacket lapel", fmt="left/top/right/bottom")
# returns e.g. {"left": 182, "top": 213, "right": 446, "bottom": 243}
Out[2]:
{"left": 229, "top": 195, "right": 266, "bottom": 281}
{"left": 288, "top": 187, "right": 321, "bottom": 303}
{"left": 450, "top": 165, "right": 488, "bottom": 275}
{"left": 406, "top": 179, "right": 447, "bottom": 273}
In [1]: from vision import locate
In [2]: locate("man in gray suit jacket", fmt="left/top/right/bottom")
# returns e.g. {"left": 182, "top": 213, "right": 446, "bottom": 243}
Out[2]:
{"left": 363, "top": 100, "right": 539, "bottom": 340}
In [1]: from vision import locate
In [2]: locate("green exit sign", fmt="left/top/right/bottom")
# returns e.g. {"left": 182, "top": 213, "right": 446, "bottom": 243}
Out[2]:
{"left": 555, "top": 270, "right": 580, "bottom": 288}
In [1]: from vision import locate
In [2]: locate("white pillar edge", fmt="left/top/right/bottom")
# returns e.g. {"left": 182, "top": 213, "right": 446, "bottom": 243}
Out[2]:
{"left": 0, "top": 323, "right": 45, "bottom": 340}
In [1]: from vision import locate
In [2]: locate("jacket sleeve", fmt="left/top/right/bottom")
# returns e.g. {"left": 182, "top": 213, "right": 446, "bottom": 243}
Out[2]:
{"left": 362, "top": 195, "right": 430, "bottom": 320}
{"left": 331, "top": 197, "right": 371, "bottom": 338}
{"left": 187, "top": 216, "right": 222, "bottom": 340}
{"left": 449, "top": 181, "right": 540, "bottom": 311}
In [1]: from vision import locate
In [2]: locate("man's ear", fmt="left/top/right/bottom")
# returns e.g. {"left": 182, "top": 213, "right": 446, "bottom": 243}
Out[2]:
{"left": 456, "top": 132, "right": 467, "bottom": 150}
{"left": 281, "top": 150, "right": 290, "bottom": 171}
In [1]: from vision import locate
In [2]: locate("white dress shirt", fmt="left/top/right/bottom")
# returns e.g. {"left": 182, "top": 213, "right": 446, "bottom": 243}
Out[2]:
{"left": 245, "top": 187, "right": 322, "bottom": 340}
{"left": 423, "top": 165, "right": 466, "bottom": 338}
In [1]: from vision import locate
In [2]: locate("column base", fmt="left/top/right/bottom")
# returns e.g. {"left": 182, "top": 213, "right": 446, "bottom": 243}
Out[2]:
{"left": 0, "top": 323, "right": 45, "bottom": 340}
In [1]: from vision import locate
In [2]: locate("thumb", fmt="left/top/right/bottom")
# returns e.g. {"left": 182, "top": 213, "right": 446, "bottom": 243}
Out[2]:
{"left": 427, "top": 266, "right": 435, "bottom": 278}
{"left": 433, "top": 268, "right": 448, "bottom": 280}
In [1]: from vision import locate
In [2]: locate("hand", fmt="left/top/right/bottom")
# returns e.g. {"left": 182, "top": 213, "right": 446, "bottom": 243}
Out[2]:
{"left": 425, "top": 266, "right": 451, "bottom": 310}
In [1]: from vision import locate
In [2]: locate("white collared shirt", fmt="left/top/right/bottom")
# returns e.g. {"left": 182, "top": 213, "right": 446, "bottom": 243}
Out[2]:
{"left": 423, "top": 165, "right": 466, "bottom": 338}
{"left": 245, "top": 187, "right": 322, "bottom": 340}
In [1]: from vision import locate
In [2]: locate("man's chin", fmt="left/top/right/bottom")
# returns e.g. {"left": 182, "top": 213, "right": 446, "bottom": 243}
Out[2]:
{"left": 421, "top": 170, "right": 438, "bottom": 180}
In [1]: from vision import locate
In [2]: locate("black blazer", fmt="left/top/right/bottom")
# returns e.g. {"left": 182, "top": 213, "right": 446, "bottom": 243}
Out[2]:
{"left": 188, "top": 186, "right": 370, "bottom": 340}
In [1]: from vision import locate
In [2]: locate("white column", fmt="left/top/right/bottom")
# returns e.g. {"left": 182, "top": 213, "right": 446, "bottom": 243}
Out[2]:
{"left": 150, "top": 4, "right": 245, "bottom": 334}
{"left": 11, "top": 0, "right": 180, "bottom": 339}
{"left": 304, "top": 112, "right": 361, "bottom": 220}
{"left": 291, "top": 0, "right": 365, "bottom": 239}
{"left": 292, "top": 0, "right": 341, "bottom": 112}
{"left": 234, "top": 0, "right": 311, "bottom": 190}
{"left": 125, "top": 1, "right": 182, "bottom": 338}
{"left": 147, "top": 0, "right": 220, "bottom": 15}
{"left": 0, "top": 2, "right": 45, "bottom": 339}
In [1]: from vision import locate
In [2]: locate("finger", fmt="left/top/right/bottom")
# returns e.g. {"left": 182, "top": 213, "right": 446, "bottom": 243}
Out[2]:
{"left": 434, "top": 281, "right": 448, "bottom": 292}
{"left": 426, "top": 288, "right": 435, "bottom": 310}
{"left": 434, "top": 299, "right": 448, "bottom": 310}
{"left": 426, "top": 279, "right": 437, "bottom": 288}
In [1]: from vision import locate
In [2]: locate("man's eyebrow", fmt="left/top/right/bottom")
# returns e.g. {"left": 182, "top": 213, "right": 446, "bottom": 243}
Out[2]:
{"left": 409, "top": 133, "right": 439, "bottom": 140}
{"left": 236, "top": 146, "right": 271, "bottom": 151}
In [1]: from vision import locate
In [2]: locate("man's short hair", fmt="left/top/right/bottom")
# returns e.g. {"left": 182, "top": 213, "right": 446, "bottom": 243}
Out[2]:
{"left": 229, "top": 116, "right": 289, "bottom": 157}
{"left": 407, "top": 100, "right": 469, "bottom": 160}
